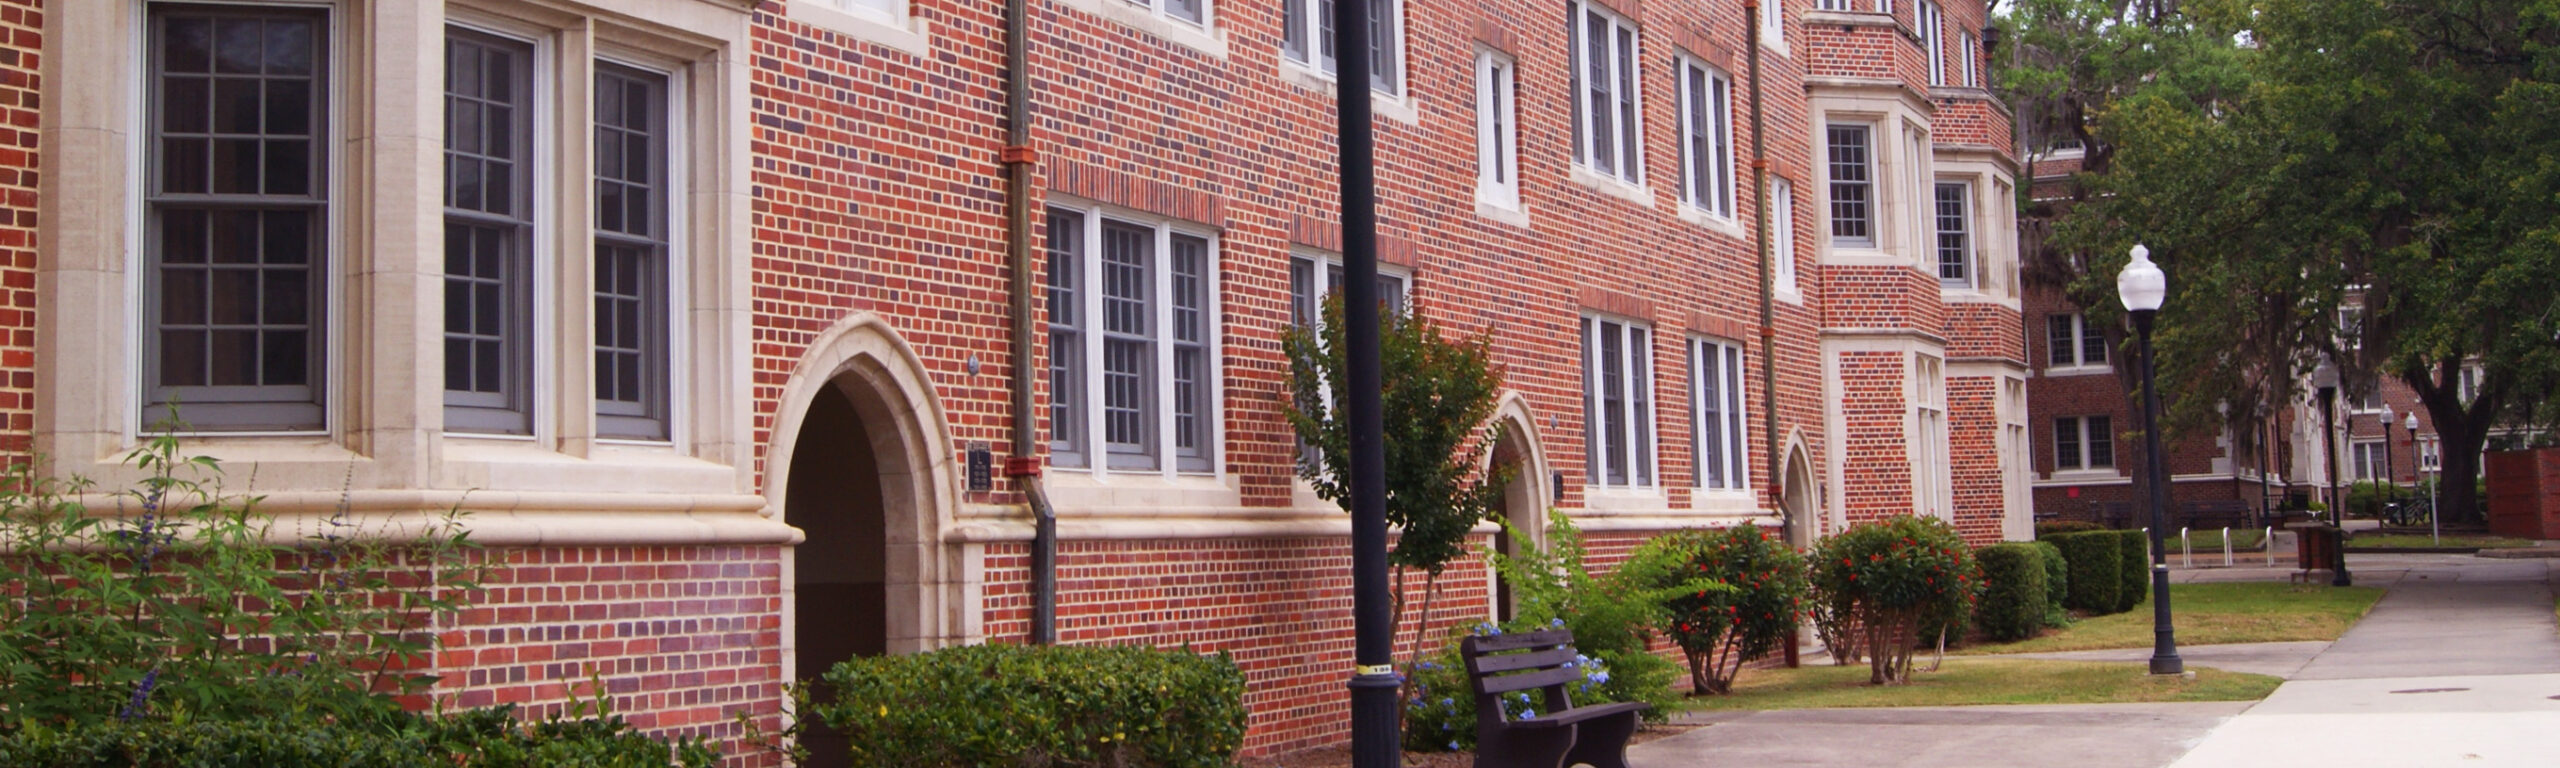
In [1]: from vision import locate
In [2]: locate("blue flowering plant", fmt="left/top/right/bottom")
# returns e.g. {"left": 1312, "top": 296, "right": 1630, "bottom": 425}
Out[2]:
{"left": 1399, "top": 619, "right": 1625, "bottom": 753}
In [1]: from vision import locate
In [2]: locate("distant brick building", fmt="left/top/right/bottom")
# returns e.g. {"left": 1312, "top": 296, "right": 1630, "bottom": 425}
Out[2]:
{"left": 23, "top": 0, "right": 2020, "bottom": 761}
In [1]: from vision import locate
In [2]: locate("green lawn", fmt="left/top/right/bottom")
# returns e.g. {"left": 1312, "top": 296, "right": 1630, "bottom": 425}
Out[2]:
{"left": 1684, "top": 658, "right": 2280, "bottom": 711}
{"left": 1955, "top": 582, "right": 2385, "bottom": 655}
{"left": 2346, "top": 533, "right": 2536, "bottom": 549}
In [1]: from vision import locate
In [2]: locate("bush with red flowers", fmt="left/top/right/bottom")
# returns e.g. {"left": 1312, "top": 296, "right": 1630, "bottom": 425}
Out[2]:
{"left": 1808, "top": 515, "right": 1982, "bottom": 685}
{"left": 1652, "top": 525, "right": 1807, "bottom": 695}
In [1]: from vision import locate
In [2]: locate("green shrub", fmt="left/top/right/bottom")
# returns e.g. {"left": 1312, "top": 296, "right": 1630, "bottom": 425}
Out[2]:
{"left": 1484, "top": 514, "right": 1682, "bottom": 722}
{"left": 0, "top": 706, "right": 714, "bottom": 768}
{"left": 2035, "top": 520, "right": 2106, "bottom": 538}
{"left": 2343, "top": 480, "right": 2396, "bottom": 518}
{"left": 2045, "top": 531, "right": 2121, "bottom": 614}
{"left": 1808, "top": 516, "right": 1981, "bottom": 685}
{"left": 0, "top": 435, "right": 481, "bottom": 725}
{"left": 813, "top": 643, "right": 1245, "bottom": 768}
{"left": 1973, "top": 543, "right": 2049, "bottom": 642}
{"left": 2032, "top": 541, "right": 2071, "bottom": 628}
{"left": 2115, "top": 529, "right": 2150, "bottom": 612}
{"left": 1652, "top": 524, "right": 1806, "bottom": 695}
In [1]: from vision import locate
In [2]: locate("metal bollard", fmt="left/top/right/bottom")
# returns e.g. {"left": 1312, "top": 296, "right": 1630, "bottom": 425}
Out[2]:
{"left": 2180, "top": 527, "right": 2192, "bottom": 568}
{"left": 2264, "top": 526, "right": 2277, "bottom": 567}
{"left": 2222, "top": 527, "right": 2234, "bottom": 567}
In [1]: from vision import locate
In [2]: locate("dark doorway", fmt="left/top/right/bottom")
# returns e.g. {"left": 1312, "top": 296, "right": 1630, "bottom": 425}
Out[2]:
{"left": 787, "top": 382, "right": 887, "bottom": 768}
{"left": 1491, "top": 428, "right": 1538, "bottom": 623}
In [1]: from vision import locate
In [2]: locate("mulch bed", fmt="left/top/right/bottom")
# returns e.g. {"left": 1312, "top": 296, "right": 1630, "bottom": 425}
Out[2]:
{"left": 1242, "top": 723, "right": 1706, "bottom": 768}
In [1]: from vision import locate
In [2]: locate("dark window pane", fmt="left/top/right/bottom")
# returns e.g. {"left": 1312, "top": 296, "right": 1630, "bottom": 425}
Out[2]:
{"left": 262, "top": 210, "right": 308, "bottom": 264}
{"left": 210, "top": 269, "right": 258, "bottom": 324}
{"left": 263, "top": 19, "right": 315, "bottom": 75}
{"left": 214, "top": 18, "right": 262, "bottom": 74}
{"left": 261, "top": 269, "right": 307, "bottom": 324}
{"left": 165, "top": 17, "right": 213, "bottom": 74}
{"left": 163, "top": 210, "right": 208, "bottom": 264}
{"left": 164, "top": 77, "right": 210, "bottom": 133}
{"left": 474, "top": 340, "right": 502, "bottom": 392}
{"left": 445, "top": 277, "right": 472, "bottom": 334}
{"left": 209, "top": 330, "right": 258, "bottom": 385}
{"left": 211, "top": 209, "right": 259, "bottom": 263}
{"left": 262, "top": 330, "right": 306, "bottom": 386}
{"left": 162, "top": 330, "right": 207, "bottom": 386}
{"left": 263, "top": 139, "right": 308, "bottom": 195}
{"left": 213, "top": 77, "right": 260, "bottom": 133}
{"left": 212, "top": 138, "right": 261, "bottom": 194}
{"left": 163, "top": 268, "right": 206, "bottom": 325}
{"left": 265, "top": 79, "right": 310, "bottom": 135}
{"left": 445, "top": 338, "right": 472, "bottom": 390}
{"left": 162, "top": 138, "right": 208, "bottom": 194}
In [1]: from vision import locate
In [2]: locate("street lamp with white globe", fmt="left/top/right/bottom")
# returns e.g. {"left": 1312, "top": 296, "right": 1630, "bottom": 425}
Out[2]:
{"left": 2118, "top": 244, "right": 2183, "bottom": 676}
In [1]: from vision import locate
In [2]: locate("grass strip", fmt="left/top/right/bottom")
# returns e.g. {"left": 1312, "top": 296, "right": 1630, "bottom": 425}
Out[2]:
{"left": 1956, "top": 582, "right": 2384, "bottom": 655}
{"left": 2346, "top": 534, "right": 2535, "bottom": 549}
{"left": 1685, "top": 658, "right": 2280, "bottom": 711}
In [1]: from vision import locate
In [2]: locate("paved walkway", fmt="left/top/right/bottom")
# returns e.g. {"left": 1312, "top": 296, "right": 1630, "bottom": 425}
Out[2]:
{"left": 1627, "top": 553, "right": 2560, "bottom": 768}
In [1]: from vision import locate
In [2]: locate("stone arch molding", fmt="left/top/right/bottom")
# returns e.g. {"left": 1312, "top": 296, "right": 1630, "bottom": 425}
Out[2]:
{"left": 1487, "top": 391, "right": 1552, "bottom": 550}
{"left": 764, "top": 313, "right": 974, "bottom": 666}
{"left": 1779, "top": 428, "right": 1821, "bottom": 548}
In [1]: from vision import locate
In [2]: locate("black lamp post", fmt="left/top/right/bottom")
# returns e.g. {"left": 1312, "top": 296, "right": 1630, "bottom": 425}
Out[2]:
{"left": 2311, "top": 359, "right": 2350, "bottom": 586}
{"left": 1327, "top": 0, "right": 1398, "bottom": 764}
{"left": 2380, "top": 404, "right": 2396, "bottom": 511}
{"left": 2118, "top": 244, "right": 2182, "bottom": 676}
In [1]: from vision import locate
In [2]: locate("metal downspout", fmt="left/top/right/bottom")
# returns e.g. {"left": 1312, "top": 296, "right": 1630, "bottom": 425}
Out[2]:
{"left": 1002, "top": 0, "right": 1059, "bottom": 646}
{"left": 1747, "top": 2, "right": 1780, "bottom": 541}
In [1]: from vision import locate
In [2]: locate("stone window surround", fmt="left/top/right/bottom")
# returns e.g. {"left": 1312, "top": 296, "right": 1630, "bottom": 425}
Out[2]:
{"left": 1808, "top": 84, "right": 1936, "bottom": 272}
{"left": 38, "top": 0, "right": 774, "bottom": 544}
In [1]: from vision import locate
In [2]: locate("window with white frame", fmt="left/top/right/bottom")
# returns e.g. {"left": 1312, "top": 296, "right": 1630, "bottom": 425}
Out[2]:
{"left": 824, "top": 0, "right": 906, "bottom": 22}
{"left": 1762, "top": 0, "right": 1786, "bottom": 44}
{"left": 1583, "top": 316, "right": 1656, "bottom": 488}
{"left": 1679, "top": 57, "right": 1735, "bottom": 218}
{"left": 146, "top": 5, "right": 331, "bottom": 431}
{"left": 2349, "top": 377, "right": 2381, "bottom": 412}
{"left": 1287, "top": 251, "right": 1409, "bottom": 328}
{"left": 2053, "top": 415, "right": 2114, "bottom": 471}
{"left": 1282, "top": 0, "right": 1403, "bottom": 95}
{"left": 1959, "top": 30, "right": 1978, "bottom": 87}
{"left": 1913, "top": 355, "right": 1947, "bottom": 515}
{"left": 1690, "top": 337, "right": 1748, "bottom": 491}
{"left": 2047, "top": 313, "right": 2108, "bottom": 368}
{"left": 2337, "top": 306, "right": 2364, "bottom": 350}
{"left": 1879, "top": 0, "right": 1896, "bottom": 15}
{"left": 1918, "top": 0, "right": 1945, "bottom": 85}
{"left": 443, "top": 29, "right": 537, "bottom": 435}
{"left": 1771, "top": 177, "right": 1799, "bottom": 294}
{"left": 2352, "top": 440, "right": 2387, "bottom": 480}
{"left": 2459, "top": 364, "right": 2483, "bottom": 405}
{"left": 1569, "top": 1, "right": 1643, "bottom": 185}
{"left": 1825, "top": 123, "right": 1874, "bottom": 246}
{"left": 1934, "top": 181, "right": 1971, "bottom": 287}
{"left": 1128, "top": 0, "right": 1208, "bottom": 26}
{"left": 1815, "top": 0, "right": 1854, "bottom": 10}
{"left": 591, "top": 62, "right": 677, "bottom": 441}
{"left": 1044, "top": 205, "right": 1218, "bottom": 473}
{"left": 1475, "top": 50, "right": 1519, "bottom": 208}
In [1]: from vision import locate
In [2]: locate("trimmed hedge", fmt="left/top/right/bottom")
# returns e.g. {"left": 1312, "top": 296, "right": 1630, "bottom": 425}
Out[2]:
{"left": 2115, "top": 529, "right": 2150, "bottom": 612}
{"left": 815, "top": 643, "right": 1247, "bottom": 768}
{"left": 2032, "top": 541, "right": 2071, "bottom": 628}
{"left": 2034, "top": 520, "right": 2106, "bottom": 538}
{"left": 2044, "top": 531, "right": 2121, "bottom": 614}
{"left": 1973, "top": 543, "right": 2049, "bottom": 642}
{"left": 0, "top": 707, "right": 712, "bottom": 768}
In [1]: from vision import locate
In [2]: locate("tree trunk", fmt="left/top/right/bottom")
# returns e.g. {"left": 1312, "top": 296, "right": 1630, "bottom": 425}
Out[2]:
{"left": 2404, "top": 357, "right": 2503, "bottom": 526}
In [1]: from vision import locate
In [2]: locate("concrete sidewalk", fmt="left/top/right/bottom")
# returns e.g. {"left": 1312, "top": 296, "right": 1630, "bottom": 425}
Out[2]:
{"left": 1627, "top": 554, "right": 2560, "bottom": 768}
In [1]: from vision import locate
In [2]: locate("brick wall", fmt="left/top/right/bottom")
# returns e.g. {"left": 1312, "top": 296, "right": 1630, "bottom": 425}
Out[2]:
{"left": 0, "top": 0, "right": 34, "bottom": 466}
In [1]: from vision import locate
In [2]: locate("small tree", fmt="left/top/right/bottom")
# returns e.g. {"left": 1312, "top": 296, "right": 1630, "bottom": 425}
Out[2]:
{"left": 1652, "top": 525, "right": 1807, "bottom": 694}
{"left": 1283, "top": 296, "right": 1511, "bottom": 670}
{"left": 1808, "top": 516, "right": 1981, "bottom": 685}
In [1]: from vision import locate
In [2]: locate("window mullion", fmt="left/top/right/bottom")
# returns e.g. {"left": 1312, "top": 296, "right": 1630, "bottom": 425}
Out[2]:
{"left": 1081, "top": 217, "right": 1107, "bottom": 469}
{"left": 1154, "top": 227, "right": 1177, "bottom": 477}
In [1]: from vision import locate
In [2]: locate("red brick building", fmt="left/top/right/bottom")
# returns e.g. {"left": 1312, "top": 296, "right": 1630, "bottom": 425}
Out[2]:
{"left": 21, "top": 0, "right": 2019, "bottom": 761}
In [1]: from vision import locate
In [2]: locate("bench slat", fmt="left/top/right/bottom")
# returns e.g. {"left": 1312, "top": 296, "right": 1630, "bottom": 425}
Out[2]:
{"left": 1473, "top": 665, "right": 1585, "bottom": 695}
{"left": 1493, "top": 701, "right": 1649, "bottom": 730}
{"left": 1462, "top": 629, "right": 1571, "bottom": 654}
{"left": 1467, "top": 646, "right": 1578, "bottom": 675}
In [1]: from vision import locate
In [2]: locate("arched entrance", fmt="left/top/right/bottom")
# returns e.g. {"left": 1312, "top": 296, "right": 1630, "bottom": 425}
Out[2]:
{"left": 1782, "top": 440, "right": 1819, "bottom": 548}
{"left": 1488, "top": 396, "right": 1548, "bottom": 622}
{"left": 764, "top": 314, "right": 966, "bottom": 768}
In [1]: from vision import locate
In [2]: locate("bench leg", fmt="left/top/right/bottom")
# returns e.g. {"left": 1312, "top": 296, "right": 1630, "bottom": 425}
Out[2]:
{"left": 1558, "top": 712, "right": 1639, "bottom": 768}
{"left": 1476, "top": 728, "right": 1576, "bottom": 768}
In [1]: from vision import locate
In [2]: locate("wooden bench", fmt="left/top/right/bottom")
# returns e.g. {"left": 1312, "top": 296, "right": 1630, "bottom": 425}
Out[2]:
{"left": 1460, "top": 629, "right": 1649, "bottom": 768}
{"left": 2089, "top": 501, "right": 2135, "bottom": 530}
{"left": 2178, "top": 499, "right": 2254, "bottom": 530}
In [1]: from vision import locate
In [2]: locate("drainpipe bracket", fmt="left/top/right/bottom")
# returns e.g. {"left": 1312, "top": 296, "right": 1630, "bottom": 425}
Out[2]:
{"left": 1002, "top": 145, "right": 1040, "bottom": 166}
{"left": 1004, "top": 457, "right": 1044, "bottom": 478}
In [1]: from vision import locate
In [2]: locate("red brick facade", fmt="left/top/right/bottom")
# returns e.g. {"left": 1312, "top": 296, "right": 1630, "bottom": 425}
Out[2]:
{"left": 19, "top": 0, "right": 2022, "bottom": 760}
